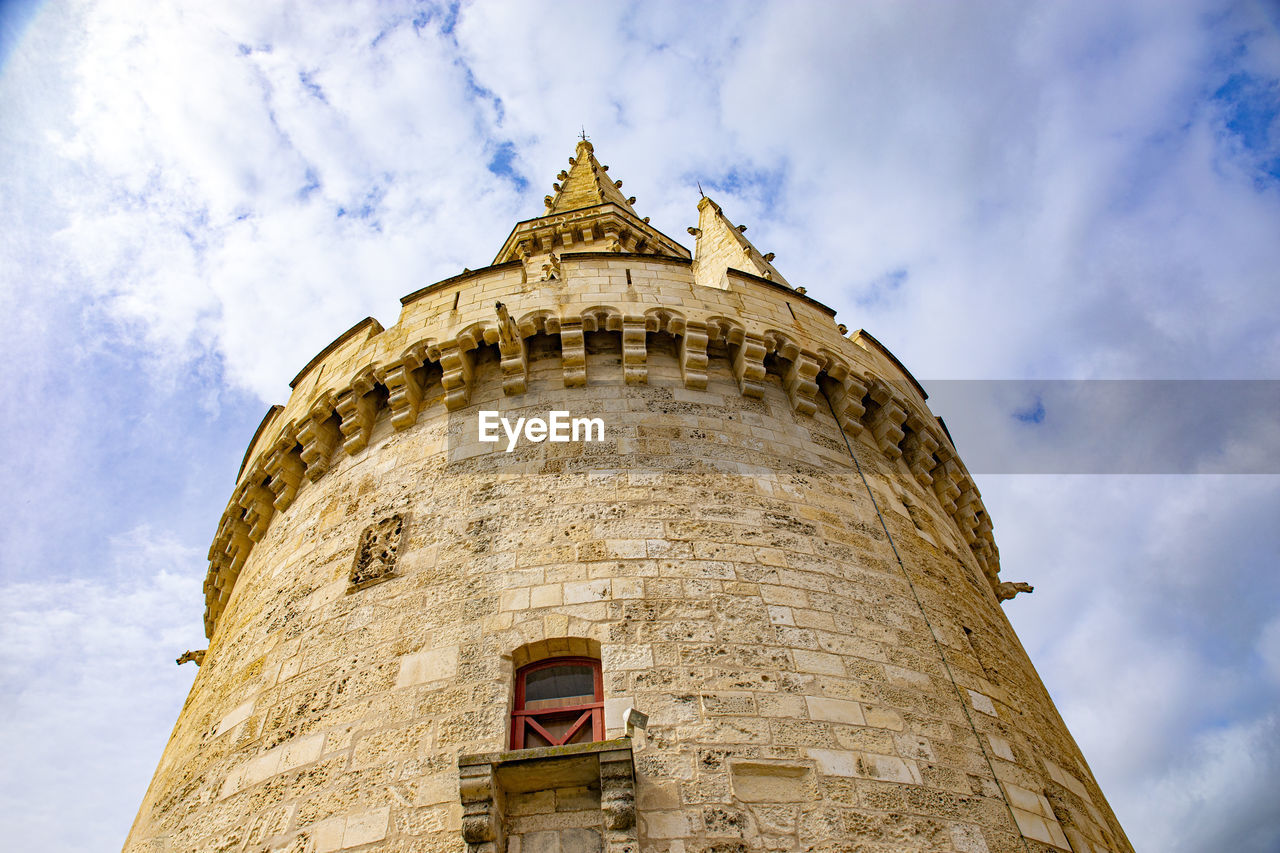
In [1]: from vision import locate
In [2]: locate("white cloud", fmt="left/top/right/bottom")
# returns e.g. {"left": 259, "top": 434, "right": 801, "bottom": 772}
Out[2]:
{"left": 0, "top": 526, "right": 206, "bottom": 851}
{"left": 1138, "top": 712, "right": 1280, "bottom": 853}
{"left": 43, "top": 0, "right": 529, "bottom": 398}
{"left": 987, "top": 474, "right": 1280, "bottom": 848}
{"left": 1, "top": 1, "right": 1278, "bottom": 851}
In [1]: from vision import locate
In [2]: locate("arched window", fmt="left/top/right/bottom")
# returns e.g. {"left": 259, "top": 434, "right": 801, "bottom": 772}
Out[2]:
{"left": 511, "top": 656, "right": 604, "bottom": 749}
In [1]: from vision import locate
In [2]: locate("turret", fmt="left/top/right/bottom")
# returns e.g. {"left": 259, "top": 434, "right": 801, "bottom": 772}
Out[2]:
{"left": 127, "top": 140, "right": 1130, "bottom": 853}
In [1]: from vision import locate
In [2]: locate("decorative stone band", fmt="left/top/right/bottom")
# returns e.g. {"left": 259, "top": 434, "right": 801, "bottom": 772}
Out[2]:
{"left": 495, "top": 204, "right": 689, "bottom": 264}
{"left": 203, "top": 280, "right": 1000, "bottom": 637}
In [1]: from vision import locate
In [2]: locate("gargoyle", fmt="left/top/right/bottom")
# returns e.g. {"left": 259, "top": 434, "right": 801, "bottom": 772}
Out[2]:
{"left": 541, "top": 252, "right": 561, "bottom": 281}
{"left": 995, "top": 581, "right": 1034, "bottom": 601}
{"left": 176, "top": 649, "right": 206, "bottom": 666}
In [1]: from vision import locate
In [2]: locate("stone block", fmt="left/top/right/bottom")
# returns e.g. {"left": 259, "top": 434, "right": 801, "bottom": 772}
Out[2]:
{"left": 641, "top": 810, "right": 692, "bottom": 839}
{"left": 793, "top": 650, "right": 845, "bottom": 676}
{"left": 805, "top": 696, "right": 865, "bottom": 725}
{"left": 281, "top": 732, "right": 326, "bottom": 771}
{"left": 602, "top": 644, "right": 653, "bottom": 671}
{"left": 1044, "top": 756, "right": 1091, "bottom": 801}
{"left": 988, "top": 735, "right": 1015, "bottom": 762}
{"left": 1005, "top": 783, "right": 1054, "bottom": 819}
{"left": 767, "top": 605, "right": 795, "bottom": 626}
{"left": 729, "top": 761, "right": 815, "bottom": 803}
{"left": 530, "top": 584, "right": 564, "bottom": 608}
{"left": 396, "top": 645, "right": 460, "bottom": 688}
{"left": 859, "top": 753, "right": 921, "bottom": 785}
{"left": 216, "top": 700, "right": 255, "bottom": 737}
{"left": 311, "top": 816, "right": 346, "bottom": 853}
{"left": 564, "top": 579, "right": 610, "bottom": 604}
{"left": 808, "top": 749, "right": 857, "bottom": 777}
{"left": 343, "top": 806, "right": 390, "bottom": 847}
{"left": 967, "top": 689, "right": 998, "bottom": 717}
{"left": 501, "top": 587, "right": 531, "bottom": 611}
{"left": 242, "top": 748, "right": 283, "bottom": 787}
{"left": 1011, "top": 806, "right": 1070, "bottom": 850}
{"left": 863, "top": 706, "right": 905, "bottom": 731}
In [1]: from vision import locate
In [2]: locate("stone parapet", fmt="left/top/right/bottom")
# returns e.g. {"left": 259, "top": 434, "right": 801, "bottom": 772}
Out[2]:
{"left": 204, "top": 255, "right": 999, "bottom": 637}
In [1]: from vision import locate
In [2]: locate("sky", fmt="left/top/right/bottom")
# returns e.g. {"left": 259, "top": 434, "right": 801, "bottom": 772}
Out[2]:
{"left": 0, "top": 1, "right": 1277, "bottom": 850}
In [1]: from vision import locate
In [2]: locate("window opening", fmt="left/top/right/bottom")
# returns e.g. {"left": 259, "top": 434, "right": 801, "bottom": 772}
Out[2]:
{"left": 511, "top": 656, "right": 604, "bottom": 749}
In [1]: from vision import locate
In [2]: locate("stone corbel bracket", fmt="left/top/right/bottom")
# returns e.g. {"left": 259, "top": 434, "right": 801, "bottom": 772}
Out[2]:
{"left": 458, "top": 761, "right": 504, "bottom": 853}
{"left": 334, "top": 366, "right": 380, "bottom": 456}
{"left": 297, "top": 393, "right": 341, "bottom": 481}
{"left": 763, "top": 330, "right": 820, "bottom": 416}
{"left": 264, "top": 435, "right": 305, "bottom": 512}
{"left": 679, "top": 319, "right": 709, "bottom": 390}
{"left": 382, "top": 341, "right": 433, "bottom": 430}
{"left": 494, "top": 302, "right": 527, "bottom": 395}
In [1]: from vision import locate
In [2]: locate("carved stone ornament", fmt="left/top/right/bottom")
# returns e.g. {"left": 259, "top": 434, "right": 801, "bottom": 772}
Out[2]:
{"left": 996, "top": 580, "right": 1034, "bottom": 601}
{"left": 349, "top": 514, "right": 405, "bottom": 591}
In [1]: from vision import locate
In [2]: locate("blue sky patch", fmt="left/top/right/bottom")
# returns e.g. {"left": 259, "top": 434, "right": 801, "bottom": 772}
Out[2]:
{"left": 1212, "top": 70, "right": 1280, "bottom": 182}
{"left": 336, "top": 180, "right": 388, "bottom": 228}
{"left": 855, "top": 267, "right": 908, "bottom": 308}
{"left": 1013, "top": 394, "right": 1047, "bottom": 424}
{"left": 696, "top": 163, "right": 787, "bottom": 210}
{"left": 0, "top": 0, "right": 42, "bottom": 72}
{"left": 298, "top": 70, "right": 327, "bottom": 104}
{"left": 486, "top": 141, "right": 527, "bottom": 191}
{"left": 298, "top": 166, "right": 321, "bottom": 201}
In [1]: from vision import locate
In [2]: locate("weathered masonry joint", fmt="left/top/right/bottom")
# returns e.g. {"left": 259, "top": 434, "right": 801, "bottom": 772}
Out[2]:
{"left": 127, "top": 140, "right": 1131, "bottom": 853}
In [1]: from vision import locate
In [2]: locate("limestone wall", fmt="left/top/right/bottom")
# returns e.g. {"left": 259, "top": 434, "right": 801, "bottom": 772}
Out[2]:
{"left": 126, "top": 257, "right": 1129, "bottom": 853}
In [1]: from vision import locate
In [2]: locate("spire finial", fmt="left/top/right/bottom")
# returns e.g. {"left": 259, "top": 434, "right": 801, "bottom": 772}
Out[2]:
{"left": 579, "top": 126, "right": 589, "bottom": 142}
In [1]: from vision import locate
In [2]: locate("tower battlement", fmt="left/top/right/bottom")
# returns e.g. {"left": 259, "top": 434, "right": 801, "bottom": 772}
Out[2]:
{"left": 207, "top": 224, "right": 999, "bottom": 640}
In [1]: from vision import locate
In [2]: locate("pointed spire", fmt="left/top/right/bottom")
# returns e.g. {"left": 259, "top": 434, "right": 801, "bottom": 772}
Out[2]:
{"left": 493, "top": 139, "right": 690, "bottom": 265}
{"left": 544, "top": 139, "right": 639, "bottom": 216}
{"left": 690, "top": 196, "right": 791, "bottom": 289}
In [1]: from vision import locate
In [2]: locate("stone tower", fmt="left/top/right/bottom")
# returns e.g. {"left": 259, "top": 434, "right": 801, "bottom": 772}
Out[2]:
{"left": 126, "top": 141, "right": 1131, "bottom": 853}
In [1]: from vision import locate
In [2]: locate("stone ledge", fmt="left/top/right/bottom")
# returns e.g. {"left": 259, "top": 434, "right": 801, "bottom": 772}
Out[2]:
{"left": 461, "top": 737, "right": 634, "bottom": 791}
{"left": 459, "top": 738, "right": 636, "bottom": 853}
